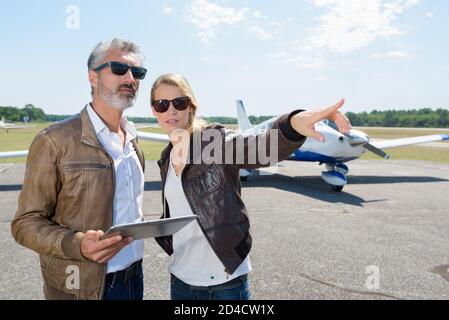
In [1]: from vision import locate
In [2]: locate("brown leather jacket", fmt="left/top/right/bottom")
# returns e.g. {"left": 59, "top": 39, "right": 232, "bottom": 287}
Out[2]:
{"left": 10, "top": 106, "right": 145, "bottom": 300}
{"left": 155, "top": 111, "right": 305, "bottom": 275}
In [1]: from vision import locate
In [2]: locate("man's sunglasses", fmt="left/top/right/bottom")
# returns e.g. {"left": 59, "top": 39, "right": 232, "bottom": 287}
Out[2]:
{"left": 151, "top": 97, "right": 190, "bottom": 113}
{"left": 94, "top": 61, "right": 147, "bottom": 80}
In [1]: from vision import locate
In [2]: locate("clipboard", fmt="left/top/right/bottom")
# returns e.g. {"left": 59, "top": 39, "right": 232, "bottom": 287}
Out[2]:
{"left": 102, "top": 215, "right": 198, "bottom": 240}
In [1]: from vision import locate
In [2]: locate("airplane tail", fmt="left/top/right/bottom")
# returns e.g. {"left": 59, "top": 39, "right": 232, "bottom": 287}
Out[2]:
{"left": 236, "top": 100, "right": 252, "bottom": 132}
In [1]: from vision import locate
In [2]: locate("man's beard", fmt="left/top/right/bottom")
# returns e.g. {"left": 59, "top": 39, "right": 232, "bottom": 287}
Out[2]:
{"left": 98, "top": 82, "right": 137, "bottom": 112}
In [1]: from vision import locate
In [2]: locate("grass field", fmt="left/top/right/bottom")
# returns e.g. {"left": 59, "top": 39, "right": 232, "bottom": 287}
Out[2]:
{"left": 1, "top": 123, "right": 448, "bottom": 163}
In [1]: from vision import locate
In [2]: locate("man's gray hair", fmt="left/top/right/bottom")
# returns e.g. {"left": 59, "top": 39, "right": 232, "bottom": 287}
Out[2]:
{"left": 87, "top": 38, "right": 144, "bottom": 70}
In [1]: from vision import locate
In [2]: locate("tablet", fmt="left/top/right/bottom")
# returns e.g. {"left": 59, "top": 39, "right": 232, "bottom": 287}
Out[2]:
{"left": 102, "top": 216, "right": 198, "bottom": 240}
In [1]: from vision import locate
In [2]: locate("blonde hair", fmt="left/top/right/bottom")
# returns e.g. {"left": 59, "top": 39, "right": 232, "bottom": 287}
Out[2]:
{"left": 151, "top": 73, "right": 206, "bottom": 131}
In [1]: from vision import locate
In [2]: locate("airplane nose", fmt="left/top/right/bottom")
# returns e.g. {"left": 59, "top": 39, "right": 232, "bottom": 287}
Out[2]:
{"left": 347, "top": 133, "right": 369, "bottom": 146}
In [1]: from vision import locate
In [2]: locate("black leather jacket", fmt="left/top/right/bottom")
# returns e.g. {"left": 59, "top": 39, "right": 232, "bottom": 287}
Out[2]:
{"left": 155, "top": 110, "right": 306, "bottom": 274}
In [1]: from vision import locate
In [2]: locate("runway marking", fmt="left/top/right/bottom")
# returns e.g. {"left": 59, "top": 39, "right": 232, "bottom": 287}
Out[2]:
{"left": 297, "top": 272, "right": 402, "bottom": 300}
{"left": 0, "top": 164, "right": 15, "bottom": 175}
{"left": 430, "top": 265, "right": 449, "bottom": 283}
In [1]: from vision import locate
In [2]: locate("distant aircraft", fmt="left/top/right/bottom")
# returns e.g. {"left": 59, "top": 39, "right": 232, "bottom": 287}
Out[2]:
{"left": 1, "top": 102, "right": 448, "bottom": 192}
{"left": 0, "top": 117, "right": 34, "bottom": 133}
{"left": 128, "top": 121, "right": 160, "bottom": 130}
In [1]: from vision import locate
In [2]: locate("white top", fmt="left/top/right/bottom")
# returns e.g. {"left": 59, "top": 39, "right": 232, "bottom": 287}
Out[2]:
{"left": 86, "top": 104, "right": 144, "bottom": 273}
{"left": 164, "top": 154, "right": 251, "bottom": 286}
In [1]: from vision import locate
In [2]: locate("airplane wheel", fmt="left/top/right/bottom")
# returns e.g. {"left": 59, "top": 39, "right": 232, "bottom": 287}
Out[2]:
{"left": 335, "top": 163, "right": 349, "bottom": 175}
{"left": 330, "top": 185, "right": 344, "bottom": 192}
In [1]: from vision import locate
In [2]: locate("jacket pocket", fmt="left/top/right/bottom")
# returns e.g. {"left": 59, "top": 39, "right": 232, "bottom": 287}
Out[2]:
{"left": 61, "top": 161, "right": 111, "bottom": 172}
{"left": 189, "top": 164, "right": 222, "bottom": 198}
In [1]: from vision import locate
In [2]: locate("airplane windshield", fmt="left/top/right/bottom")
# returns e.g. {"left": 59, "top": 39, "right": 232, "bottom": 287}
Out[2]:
{"left": 325, "top": 120, "right": 339, "bottom": 131}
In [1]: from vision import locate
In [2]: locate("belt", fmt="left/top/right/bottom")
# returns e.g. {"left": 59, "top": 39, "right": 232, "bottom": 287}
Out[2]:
{"left": 216, "top": 274, "right": 247, "bottom": 287}
{"left": 106, "top": 260, "right": 142, "bottom": 285}
{"left": 172, "top": 273, "right": 247, "bottom": 289}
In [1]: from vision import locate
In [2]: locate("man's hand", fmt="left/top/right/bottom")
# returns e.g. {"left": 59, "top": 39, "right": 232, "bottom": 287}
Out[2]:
{"left": 290, "top": 99, "right": 352, "bottom": 142}
{"left": 80, "top": 230, "right": 133, "bottom": 264}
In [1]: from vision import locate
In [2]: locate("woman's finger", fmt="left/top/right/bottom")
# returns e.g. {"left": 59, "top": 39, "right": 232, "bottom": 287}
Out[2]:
{"left": 305, "top": 129, "right": 325, "bottom": 142}
{"left": 334, "top": 114, "right": 351, "bottom": 134}
{"left": 311, "top": 99, "right": 345, "bottom": 123}
{"left": 325, "top": 98, "right": 345, "bottom": 116}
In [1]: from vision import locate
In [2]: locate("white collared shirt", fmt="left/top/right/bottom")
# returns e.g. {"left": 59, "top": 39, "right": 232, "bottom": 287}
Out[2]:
{"left": 86, "top": 104, "right": 144, "bottom": 273}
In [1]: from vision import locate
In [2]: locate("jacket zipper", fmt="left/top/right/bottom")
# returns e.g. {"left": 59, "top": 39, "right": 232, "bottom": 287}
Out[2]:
{"left": 80, "top": 145, "right": 115, "bottom": 300}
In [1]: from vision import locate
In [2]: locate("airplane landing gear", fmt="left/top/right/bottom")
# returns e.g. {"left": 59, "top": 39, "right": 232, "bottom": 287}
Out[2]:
{"left": 330, "top": 185, "right": 344, "bottom": 192}
{"left": 322, "top": 163, "right": 348, "bottom": 192}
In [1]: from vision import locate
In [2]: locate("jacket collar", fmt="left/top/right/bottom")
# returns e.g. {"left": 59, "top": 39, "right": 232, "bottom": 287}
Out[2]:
{"left": 80, "top": 105, "right": 104, "bottom": 149}
{"left": 158, "top": 129, "right": 201, "bottom": 170}
{"left": 80, "top": 105, "right": 145, "bottom": 171}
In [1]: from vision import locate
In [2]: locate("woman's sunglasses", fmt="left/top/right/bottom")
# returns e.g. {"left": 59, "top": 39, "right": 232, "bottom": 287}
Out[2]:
{"left": 152, "top": 97, "right": 190, "bottom": 113}
{"left": 94, "top": 61, "right": 147, "bottom": 80}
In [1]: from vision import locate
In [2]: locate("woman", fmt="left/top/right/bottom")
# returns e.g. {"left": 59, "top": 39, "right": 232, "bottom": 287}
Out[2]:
{"left": 150, "top": 73, "right": 351, "bottom": 300}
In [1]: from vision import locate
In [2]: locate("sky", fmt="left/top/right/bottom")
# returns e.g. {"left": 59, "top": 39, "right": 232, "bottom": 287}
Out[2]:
{"left": 0, "top": 0, "right": 448, "bottom": 118}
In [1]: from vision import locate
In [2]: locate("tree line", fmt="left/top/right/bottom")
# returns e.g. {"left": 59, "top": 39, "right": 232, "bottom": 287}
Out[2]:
{"left": 1, "top": 105, "right": 448, "bottom": 128}
{"left": 345, "top": 108, "right": 449, "bottom": 128}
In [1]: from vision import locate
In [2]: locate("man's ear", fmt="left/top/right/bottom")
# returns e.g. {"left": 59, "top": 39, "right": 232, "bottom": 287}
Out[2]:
{"left": 88, "top": 70, "right": 98, "bottom": 92}
{"left": 151, "top": 106, "right": 157, "bottom": 117}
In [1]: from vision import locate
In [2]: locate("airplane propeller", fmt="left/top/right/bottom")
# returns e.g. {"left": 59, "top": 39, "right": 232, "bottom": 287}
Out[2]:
{"left": 346, "top": 133, "right": 390, "bottom": 160}
{"left": 362, "top": 143, "right": 391, "bottom": 160}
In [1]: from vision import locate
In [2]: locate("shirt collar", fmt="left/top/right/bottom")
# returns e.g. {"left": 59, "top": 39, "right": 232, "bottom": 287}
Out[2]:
{"left": 87, "top": 103, "right": 137, "bottom": 141}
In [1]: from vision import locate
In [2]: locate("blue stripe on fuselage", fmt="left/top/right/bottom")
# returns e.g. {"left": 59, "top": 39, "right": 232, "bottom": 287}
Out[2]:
{"left": 289, "top": 150, "right": 337, "bottom": 163}
{"left": 441, "top": 134, "right": 449, "bottom": 141}
{"left": 288, "top": 150, "right": 358, "bottom": 164}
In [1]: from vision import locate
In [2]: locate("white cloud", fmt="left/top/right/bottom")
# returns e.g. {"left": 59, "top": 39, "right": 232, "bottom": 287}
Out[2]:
{"left": 373, "top": 50, "right": 413, "bottom": 59}
{"left": 270, "top": 17, "right": 294, "bottom": 28}
{"left": 310, "top": 0, "right": 419, "bottom": 53}
{"left": 272, "top": 50, "right": 327, "bottom": 68}
{"left": 186, "top": 0, "right": 249, "bottom": 44}
{"left": 186, "top": 0, "right": 275, "bottom": 44}
{"left": 253, "top": 11, "right": 262, "bottom": 19}
{"left": 386, "top": 50, "right": 412, "bottom": 59}
{"left": 273, "top": 0, "right": 419, "bottom": 68}
{"left": 163, "top": 3, "right": 174, "bottom": 14}
{"left": 426, "top": 12, "right": 433, "bottom": 18}
{"left": 248, "top": 25, "right": 273, "bottom": 40}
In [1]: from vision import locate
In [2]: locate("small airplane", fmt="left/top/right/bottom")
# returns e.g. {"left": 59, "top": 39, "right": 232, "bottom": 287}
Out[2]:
{"left": 1, "top": 102, "right": 448, "bottom": 193}
{"left": 0, "top": 117, "right": 34, "bottom": 133}
{"left": 234, "top": 101, "right": 449, "bottom": 191}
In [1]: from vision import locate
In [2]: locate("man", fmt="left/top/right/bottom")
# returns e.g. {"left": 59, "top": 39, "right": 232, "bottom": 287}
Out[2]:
{"left": 11, "top": 38, "right": 147, "bottom": 300}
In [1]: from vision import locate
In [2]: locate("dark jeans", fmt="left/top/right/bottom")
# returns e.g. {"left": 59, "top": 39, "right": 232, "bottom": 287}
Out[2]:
{"left": 103, "top": 260, "right": 144, "bottom": 300}
{"left": 171, "top": 273, "right": 251, "bottom": 300}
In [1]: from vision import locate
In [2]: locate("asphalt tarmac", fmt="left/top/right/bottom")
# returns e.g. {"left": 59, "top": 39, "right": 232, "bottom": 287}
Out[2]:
{"left": 1, "top": 160, "right": 448, "bottom": 300}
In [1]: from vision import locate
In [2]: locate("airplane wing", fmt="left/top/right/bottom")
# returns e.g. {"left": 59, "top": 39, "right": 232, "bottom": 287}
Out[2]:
{"left": 0, "top": 125, "right": 35, "bottom": 131}
{"left": 0, "top": 132, "right": 167, "bottom": 159}
{"left": 137, "top": 131, "right": 170, "bottom": 143}
{"left": 134, "top": 125, "right": 158, "bottom": 129}
{"left": 370, "top": 134, "right": 449, "bottom": 149}
{"left": 0, "top": 150, "right": 29, "bottom": 159}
